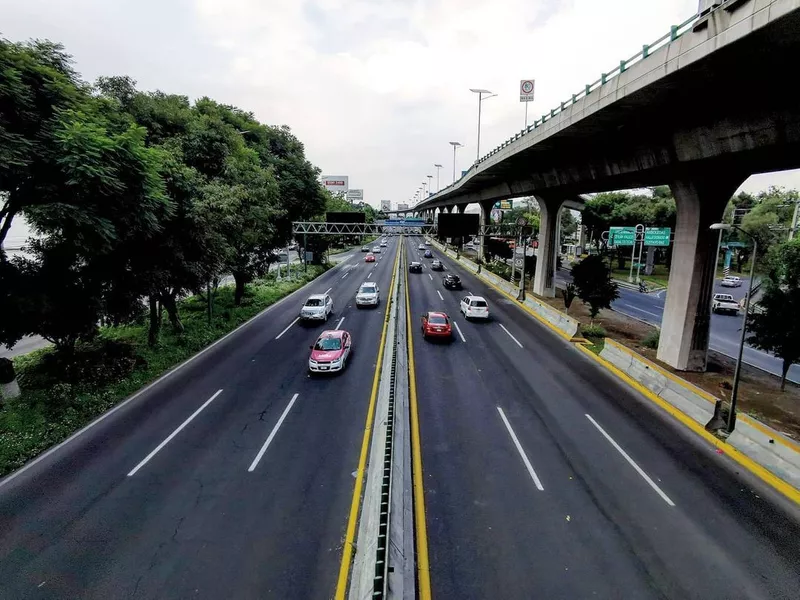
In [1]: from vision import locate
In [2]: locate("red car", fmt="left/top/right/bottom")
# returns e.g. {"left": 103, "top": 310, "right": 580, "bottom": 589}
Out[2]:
{"left": 309, "top": 330, "right": 352, "bottom": 373}
{"left": 365, "top": 253, "right": 376, "bottom": 262}
{"left": 421, "top": 311, "right": 453, "bottom": 341}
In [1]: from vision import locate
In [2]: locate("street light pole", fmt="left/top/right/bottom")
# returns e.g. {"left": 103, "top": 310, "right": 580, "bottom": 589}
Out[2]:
{"left": 427, "top": 175, "right": 433, "bottom": 196}
{"left": 434, "top": 164, "right": 443, "bottom": 192}
{"left": 449, "top": 141, "right": 462, "bottom": 183}
{"left": 469, "top": 89, "right": 497, "bottom": 162}
{"left": 709, "top": 223, "right": 757, "bottom": 433}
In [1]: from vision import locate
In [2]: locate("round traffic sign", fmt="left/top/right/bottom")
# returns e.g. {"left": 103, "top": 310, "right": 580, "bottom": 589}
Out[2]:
{"left": 514, "top": 258, "right": 524, "bottom": 267}
{"left": 521, "top": 80, "right": 534, "bottom": 94}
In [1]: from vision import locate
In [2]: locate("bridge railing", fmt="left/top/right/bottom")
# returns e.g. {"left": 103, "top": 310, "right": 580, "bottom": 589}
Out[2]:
{"left": 431, "top": 9, "right": 702, "bottom": 199}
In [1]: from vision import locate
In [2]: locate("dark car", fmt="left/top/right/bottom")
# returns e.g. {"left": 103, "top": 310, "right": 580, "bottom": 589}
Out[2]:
{"left": 424, "top": 249, "right": 433, "bottom": 258}
{"left": 431, "top": 259, "right": 444, "bottom": 271}
{"left": 409, "top": 261, "right": 423, "bottom": 273}
{"left": 443, "top": 273, "right": 462, "bottom": 289}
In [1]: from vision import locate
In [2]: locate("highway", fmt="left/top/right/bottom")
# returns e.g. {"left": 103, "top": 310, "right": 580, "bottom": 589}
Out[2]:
{"left": 554, "top": 269, "right": 800, "bottom": 383}
{"left": 0, "top": 242, "right": 398, "bottom": 599}
{"left": 405, "top": 237, "right": 800, "bottom": 599}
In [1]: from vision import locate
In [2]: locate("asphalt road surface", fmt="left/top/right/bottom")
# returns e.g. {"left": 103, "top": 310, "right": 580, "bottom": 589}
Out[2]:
{"left": 555, "top": 270, "right": 799, "bottom": 383}
{"left": 0, "top": 242, "right": 398, "bottom": 599}
{"left": 405, "top": 236, "right": 800, "bottom": 600}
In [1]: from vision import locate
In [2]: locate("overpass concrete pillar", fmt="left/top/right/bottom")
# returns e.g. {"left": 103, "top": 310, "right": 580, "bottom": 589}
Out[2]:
{"left": 446, "top": 205, "right": 454, "bottom": 213}
{"left": 457, "top": 204, "right": 467, "bottom": 214}
{"left": 657, "top": 173, "right": 747, "bottom": 371}
{"left": 532, "top": 196, "right": 563, "bottom": 298}
{"left": 478, "top": 200, "right": 493, "bottom": 261}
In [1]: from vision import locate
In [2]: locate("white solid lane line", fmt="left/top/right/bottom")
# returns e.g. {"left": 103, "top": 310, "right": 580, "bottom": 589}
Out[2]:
{"left": 497, "top": 407, "right": 544, "bottom": 491}
{"left": 128, "top": 389, "right": 224, "bottom": 476}
{"left": 499, "top": 323, "right": 524, "bottom": 348}
{"left": 275, "top": 317, "right": 300, "bottom": 340}
{"left": 335, "top": 317, "right": 345, "bottom": 330}
{"left": 248, "top": 393, "right": 300, "bottom": 472}
{"left": 453, "top": 321, "right": 467, "bottom": 343}
{"left": 429, "top": 274, "right": 433, "bottom": 281}
{"left": 437, "top": 290, "right": 444, "bottom": 301}
{"left": 584, "top": 414, "right": 675, "bottom": 507}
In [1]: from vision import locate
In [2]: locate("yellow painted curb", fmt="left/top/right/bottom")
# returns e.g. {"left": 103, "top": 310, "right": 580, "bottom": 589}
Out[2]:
{"left": 576, "top": 342, "right": 800, "bottom": 505}
{"left": 605, "top": 338, "right": 800, "bottom": 454}
{"left": 334, "top": 241, "right": 402, "bottom": 599}
{"left": 405, "top": 240, "right": 433, "bottom": 600}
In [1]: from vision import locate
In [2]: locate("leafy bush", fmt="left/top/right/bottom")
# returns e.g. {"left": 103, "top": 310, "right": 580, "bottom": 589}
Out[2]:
{"left": 582, "top": 324, "right": 607, "bottom": 338}
{"left": 642, "top": 330, "right": 660, "bottom": 349}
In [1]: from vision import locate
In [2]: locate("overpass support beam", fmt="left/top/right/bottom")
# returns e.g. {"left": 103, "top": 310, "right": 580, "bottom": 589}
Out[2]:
{"left": 532, "top": 196, "right": 563, "bottom": 298}
{"left": 657, "top": 172, "right": 747, "bottom": 371}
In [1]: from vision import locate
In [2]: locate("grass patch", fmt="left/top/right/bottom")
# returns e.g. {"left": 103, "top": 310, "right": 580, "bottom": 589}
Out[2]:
{"left": 0, "top": 266, "right": 327, "bottom": 477}
{"left": 611, "top": 264, "right": 670, "bottom": 288}
{"left": 581, "top": 323, "right": 607, "bottom": 338}
{"left": 584, "top": 338, "right": 605, "bottom": 354}
{"left": 641, "top": 329, "right": 660, "bottom": 349}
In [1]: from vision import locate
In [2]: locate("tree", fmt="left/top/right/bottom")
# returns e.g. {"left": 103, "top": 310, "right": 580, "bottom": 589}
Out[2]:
{"left": 560, "top": 209, "right": 578, "bottom": 243}
{"left": 747, "top": 239, "right": 800, "bottom": 391}
{"left": 571, "top": 255, "right": 620, "bottom": 321}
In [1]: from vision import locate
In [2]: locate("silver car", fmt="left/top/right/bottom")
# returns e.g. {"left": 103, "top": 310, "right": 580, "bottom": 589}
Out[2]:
{"left": 300, "top": 294, "right": 333, "bottom": 321}
{"left": 355, "top": 282, "right": 380, "bottom": 308}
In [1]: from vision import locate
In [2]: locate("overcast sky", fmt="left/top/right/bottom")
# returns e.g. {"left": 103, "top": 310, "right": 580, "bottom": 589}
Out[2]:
{"left": 2, "top": 0, "right": 798, "bottom": 213}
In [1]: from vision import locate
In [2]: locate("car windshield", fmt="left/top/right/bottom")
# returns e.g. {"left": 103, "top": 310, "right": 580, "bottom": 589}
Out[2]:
{"left": 428, "top": 315, "right": 448, "bottom": 325}
{"left": 472, "top": 300, "right": 487, "bottom": 307}
{"left": 314, "top": 337, "right": 341, "bottom": 351}
{"left": 449, "top": 275, "right": 460, "bottom": 281}
{"left": 360, "top": 286, "right": 375, "bottom": 293}
{"left": 305, "top": 298, "right": 323, "bottom": 307}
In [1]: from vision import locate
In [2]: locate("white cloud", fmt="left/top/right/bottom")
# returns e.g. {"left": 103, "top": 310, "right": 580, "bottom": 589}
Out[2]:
{"left": 1, "top": 0, "right": 798, "bottom": 209}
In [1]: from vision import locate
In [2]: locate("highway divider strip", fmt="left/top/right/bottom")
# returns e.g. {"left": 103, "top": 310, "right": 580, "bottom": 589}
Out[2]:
{"left": 335, "top": 243, "right": 402, "bottom": 599}
{"left": 405, "top": 240, "right": 433, "bottom": 600}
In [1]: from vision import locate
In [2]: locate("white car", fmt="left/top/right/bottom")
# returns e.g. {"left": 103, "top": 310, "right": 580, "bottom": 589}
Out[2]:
{"left": 712, "top": 293, "right": 739, "bottom": 315}
{"left": 720, "top": 276, "right": 742, "bottom": 288}
{"left": 300, "top": 293, "right": 333, "bottom": 321}
{"left": 461, "top": 295, "right": 489, "bottom": 320}
{"left": 372, "top": 246, "right": 381, "bottom": 254}
{"left": 356, "top": 282, "right": 380, "bottom": 307}
{"left": 380, "top": 240, "right": 388, "bottom": 247}
{"left": 418, "top": 244, "right": 425, "bottom": 250}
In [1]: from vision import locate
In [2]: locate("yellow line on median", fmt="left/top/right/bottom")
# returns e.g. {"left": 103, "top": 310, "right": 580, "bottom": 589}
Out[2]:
{"left": 334, "top": 240, "right": 401, "bottom": 599}
{"left": 405, "top": 238, "right": 433, "bottom": 599}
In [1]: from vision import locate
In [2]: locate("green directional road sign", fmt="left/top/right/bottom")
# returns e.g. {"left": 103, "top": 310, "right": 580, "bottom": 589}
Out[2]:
{"left": 609, "top": 226, "right": 635, "bottom": 246}
{"left": 644, "top": 227, "right": 671, "bottom": 247}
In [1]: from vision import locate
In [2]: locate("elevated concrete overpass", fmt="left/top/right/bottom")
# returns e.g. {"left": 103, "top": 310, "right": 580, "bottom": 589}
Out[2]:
{"left": 413, "top": 0, "right": 800, "bottom": 372}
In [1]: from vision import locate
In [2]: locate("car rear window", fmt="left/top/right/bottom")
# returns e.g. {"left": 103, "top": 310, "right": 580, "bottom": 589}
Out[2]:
{"left": 429, "top": 315, "right": 448, "bottom": 325}
{"left": 305, "top": 298, "right": 323, "bottom": 306}
{"left": 472, "top": 300, "right": 487, "bottom": 307}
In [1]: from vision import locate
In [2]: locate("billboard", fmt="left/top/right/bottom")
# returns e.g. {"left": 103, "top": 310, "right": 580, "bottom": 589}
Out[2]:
{"left": 322, "top": 175, "right": 349, "bottom": 194}
{"left": 346, "top": 189, "right": 363, "bottom": 203}
{"left": 397, "top": 203, "right": 409, "bottom": 211}
{"left": 380, "top": 200, "right": 391, "bottom": 212}
{"left": 437, "top": 214, "right": 480, "bottom": 238}
{"left": 326, "top": 212, "right": 366, "bottom": 224}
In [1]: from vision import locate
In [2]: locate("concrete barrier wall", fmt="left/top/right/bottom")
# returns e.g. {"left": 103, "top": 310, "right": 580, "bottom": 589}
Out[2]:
{"left": 600, "top": 339, "right": 800, "bottom": 491}
{"left": 430, "top": 239, "right": 578, "bottom": 338}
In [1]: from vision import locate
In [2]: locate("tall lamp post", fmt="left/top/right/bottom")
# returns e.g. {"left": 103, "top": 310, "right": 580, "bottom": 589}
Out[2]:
{"left": 709, "top": 222, "right": 757, "bottom": 433}
{"left": 427, "top": 175, "right": 433, "bottom": 196}
{"left": 434, "top": 164, "right": 443, "bottom": 192}
{"left": 469, "top": 88, "right": 497, "bottom": 163}
{"left": 449, "top": 141, "right": 463, "bottom": 183}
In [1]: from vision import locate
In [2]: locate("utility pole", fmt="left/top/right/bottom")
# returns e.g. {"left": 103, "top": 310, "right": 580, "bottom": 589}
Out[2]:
{"left": 434, "top": 164, "right": 443, "bottom": 192}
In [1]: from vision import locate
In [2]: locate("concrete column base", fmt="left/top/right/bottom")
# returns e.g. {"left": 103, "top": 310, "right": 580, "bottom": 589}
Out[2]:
{"left": 478, "top": 200, "right": 493, "bottom": 262}
{"left": 657, "top": 172, "right": 747, "bottom": 371}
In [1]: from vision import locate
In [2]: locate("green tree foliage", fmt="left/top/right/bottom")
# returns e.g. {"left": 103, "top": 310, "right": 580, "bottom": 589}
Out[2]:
{"left": 747, "top": 239, "right": 800, "bottom": 391}
{"left": 1, "top": 41, "right": 327, "bottom": 355}
{"left": 571, "top": 255, "right": 620, "bottom": 321}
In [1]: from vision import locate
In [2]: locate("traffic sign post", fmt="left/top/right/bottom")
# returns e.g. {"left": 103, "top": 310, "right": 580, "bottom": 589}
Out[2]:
{"left": 520, "top": 79, "right": 535, "bottom": 127}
